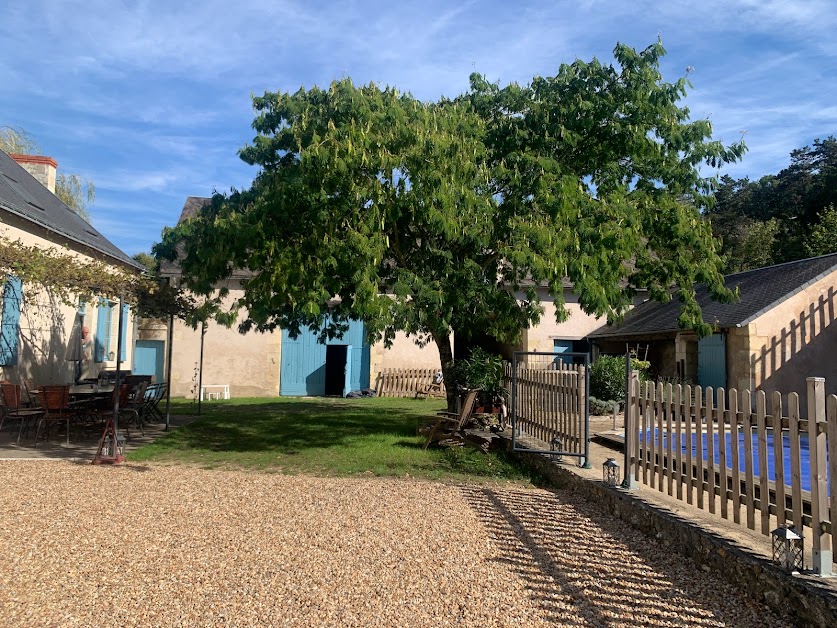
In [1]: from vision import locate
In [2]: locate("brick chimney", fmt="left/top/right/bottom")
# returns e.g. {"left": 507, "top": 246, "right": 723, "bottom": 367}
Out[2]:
{"left": 10, "top": 154, "right": 58, "bottom": 194}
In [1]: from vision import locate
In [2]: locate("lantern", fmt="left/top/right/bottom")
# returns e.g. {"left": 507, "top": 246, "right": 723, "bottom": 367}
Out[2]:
{"left": 603, "top": 458, "right": 620, "bottom": 487}
{"left": 771, "top": 524, "right": 803, "bottom": 573}
{"left": 550, "top": 436, "right": 563, "bottom": 463}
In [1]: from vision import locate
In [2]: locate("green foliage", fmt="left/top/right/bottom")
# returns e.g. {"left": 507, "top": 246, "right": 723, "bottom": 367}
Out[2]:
{"left": 0, "top": 233, "right": 198, "bottom": 322}
{"left": 55, "top": 172, "right": 94, "bottom": 222}
{"left": 729, "top": 218, "right": 779, "bottom": 273}
{"left": 708, "top": 137, "right": 837, "bottom": 270}
{"left": 0, "top": 235, "right": 136, "bottom": 305}
{"left": 630, "top": 358, "right": 651, "bottom": 374}
{"left": 157, "top": 40, "right": 742, "bottom": 408}
{"left": 590, "top": 354, "right": 626, "bottom": 402}
{"left": 589, "top": 396, "right": 619, "bottom": 416}
{"left": 449, "top": 347, "right": 505, "bottom": 404}
{"left": 0, "top": 126, "right": 38, "bottom": 153}
{"left": 132, "top": 252, "right": 159, "bottom": 275}
{"left": 804, "top": 204, "right": 837, "bottom": 258}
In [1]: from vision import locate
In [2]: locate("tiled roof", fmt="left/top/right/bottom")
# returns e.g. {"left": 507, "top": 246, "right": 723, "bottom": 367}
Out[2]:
{"left": 0, "top": 150, "right": 142, "bottom": 269}
{"left": 590, "top": 253, "right": 837, "bottom": 338}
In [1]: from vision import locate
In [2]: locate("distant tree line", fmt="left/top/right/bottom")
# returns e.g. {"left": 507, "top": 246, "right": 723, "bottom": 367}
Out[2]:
{"left": 705, "top": 136, "right": 837, "bottom": 272}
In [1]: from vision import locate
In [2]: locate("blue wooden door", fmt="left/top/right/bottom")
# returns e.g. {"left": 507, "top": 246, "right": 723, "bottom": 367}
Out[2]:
{"left": 698, "top": 333, "right": 726, "bottom": 391}
{"left": 280, "top": 328, "right": 328, "bottom": 396}
{"left": 134, "top": 340, "right": 165, "bottom": 383}
{"left": 343, "top": 345, "right": 353, "bottom": 398}
{"left": 280, "top": 320, "right": 371, "bottom": 396}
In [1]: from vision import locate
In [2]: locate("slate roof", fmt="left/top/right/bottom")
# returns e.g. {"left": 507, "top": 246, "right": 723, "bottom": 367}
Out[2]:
{"left": 590, "top": 253, "right": 837, "bottom": 338}
{"left": 177, "top": 196, "right": 210, "bottom": 224}
{"left": 0, "top": 150, "right": 142, "bottom": 270}
{"left": 159, "top": 196, "right": 210, "bottom": 277}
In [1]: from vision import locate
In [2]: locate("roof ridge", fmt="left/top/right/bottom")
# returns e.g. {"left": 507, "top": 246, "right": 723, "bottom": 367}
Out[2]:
{"left": 724, "top": 251, "right": 837, "bottom": 280}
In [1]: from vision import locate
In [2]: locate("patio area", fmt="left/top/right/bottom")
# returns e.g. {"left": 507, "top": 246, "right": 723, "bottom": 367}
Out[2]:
{"left": 0, "top": 410, "right": 195, "bottom": 461}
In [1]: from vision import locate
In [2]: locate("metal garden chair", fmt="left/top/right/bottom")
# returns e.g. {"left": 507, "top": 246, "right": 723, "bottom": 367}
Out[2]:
{"left": 34, "top": 385, "right": 73, "bottom": 446}
{"left": 0, "top": 382, "right": 44, "bottom": 444}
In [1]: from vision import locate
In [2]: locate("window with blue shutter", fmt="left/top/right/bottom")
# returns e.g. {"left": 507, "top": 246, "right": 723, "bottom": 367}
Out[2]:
{"left": 94, "top": 299, "right": 114, "bottom": 362}
{"left": 0, "top": 276, "right": 22, "bottom": 366}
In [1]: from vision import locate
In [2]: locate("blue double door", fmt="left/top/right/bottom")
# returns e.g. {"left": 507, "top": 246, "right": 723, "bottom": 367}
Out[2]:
{"left": 279, "top": 320, "right": 371, "bottom": 396}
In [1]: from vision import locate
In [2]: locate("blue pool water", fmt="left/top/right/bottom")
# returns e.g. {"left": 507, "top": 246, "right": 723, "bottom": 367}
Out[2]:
{"left": 636, "top": 428, "right": 830, "bottom": 493}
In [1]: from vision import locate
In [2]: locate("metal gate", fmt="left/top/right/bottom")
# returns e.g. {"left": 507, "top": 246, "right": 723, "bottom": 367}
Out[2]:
{"left": 506, "top": 351, "right": 591, "bottom": 467}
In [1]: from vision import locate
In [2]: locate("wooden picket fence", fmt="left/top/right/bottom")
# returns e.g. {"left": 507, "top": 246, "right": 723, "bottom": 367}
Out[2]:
{"left": 503, "top": 363, "right": 587, "bottom": 456}
{"left": 626, "top": 375, "right": 836, "bottom": 574}
{"left": 375, "top": 368, "right": 445, "bottom": 398}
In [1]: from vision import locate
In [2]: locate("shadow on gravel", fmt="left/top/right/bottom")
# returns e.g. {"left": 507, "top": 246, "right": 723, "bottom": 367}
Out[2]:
{"left": 460, "top": 486, "right": 787, "bottom": 627}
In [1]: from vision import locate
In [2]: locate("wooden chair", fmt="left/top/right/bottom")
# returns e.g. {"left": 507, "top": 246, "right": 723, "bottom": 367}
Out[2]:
{"left": 0, "top": 383, "right": 44, "bottom": 444}
{"left": 414, "top": 371, "right": 445, "bottom": 399}
{"left": 419, "top": 389, "right": 479, "bottom": 450}
{"left": 34, "top": 386, "right": 72, "bottom": 446}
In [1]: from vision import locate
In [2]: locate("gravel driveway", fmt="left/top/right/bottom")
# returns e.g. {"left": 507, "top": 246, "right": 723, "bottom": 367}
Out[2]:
{"left": 0, "top": 461, "right": 788, "bottom": 627}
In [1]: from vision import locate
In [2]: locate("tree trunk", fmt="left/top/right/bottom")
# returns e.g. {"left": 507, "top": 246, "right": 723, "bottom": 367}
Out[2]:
{"left": 433, "top": 330, "right": 457, "bottom": 412}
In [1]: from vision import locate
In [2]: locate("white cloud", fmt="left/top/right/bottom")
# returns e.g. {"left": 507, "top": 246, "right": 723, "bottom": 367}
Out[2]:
{"left": 98, "top": 169, "right": 180, "bottom": 193}
{"left": 3, "top": 0, "right": 836, "bottom": 254}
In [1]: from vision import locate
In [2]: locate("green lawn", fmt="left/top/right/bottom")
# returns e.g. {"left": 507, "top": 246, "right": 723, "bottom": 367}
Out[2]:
{"left": 130, "top": 397, "right": 541, "bottom": 484}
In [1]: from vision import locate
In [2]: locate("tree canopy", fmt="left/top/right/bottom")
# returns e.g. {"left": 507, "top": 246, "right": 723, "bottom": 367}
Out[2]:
{"left": 707, "top": 137, "right": 837, "bottom": 272}
{"left": 157, "top": 41, "right": 744, "bottom": 407}
{"left": 0, "top": 126, "right": 95, "bottom": 222}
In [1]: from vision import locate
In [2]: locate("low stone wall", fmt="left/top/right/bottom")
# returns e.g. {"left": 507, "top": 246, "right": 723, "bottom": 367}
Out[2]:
{"left": 503, "top": 440, "right": 837, "bottom": 628}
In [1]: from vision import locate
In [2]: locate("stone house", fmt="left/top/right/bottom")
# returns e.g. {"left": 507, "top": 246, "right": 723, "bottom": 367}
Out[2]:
{"left": 0, "top": 150, "right": 143, "bottom": 386}
{"left": 589, "top": 254, "right": 837, "bottom": 407}
{"left": 160, "top": 197, "right": 618, "bottom": 398}
{"left": 157, "top": 197, "right": 443, "bottom": 398}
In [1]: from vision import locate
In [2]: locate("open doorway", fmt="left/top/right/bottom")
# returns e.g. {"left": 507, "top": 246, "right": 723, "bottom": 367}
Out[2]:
{"left": 324, "top": 345, "right": 348, "bottom": 396}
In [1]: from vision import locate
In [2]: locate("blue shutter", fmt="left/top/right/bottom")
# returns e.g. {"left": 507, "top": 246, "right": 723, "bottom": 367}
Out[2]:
{"left": 95, "top": 299, "right": 109, "bottom": 362}
{"left": 119, "top": 303, "right": 130, "bottom": 362}
{"left": 0, "top": 276, "right": 22, "bottom": 366}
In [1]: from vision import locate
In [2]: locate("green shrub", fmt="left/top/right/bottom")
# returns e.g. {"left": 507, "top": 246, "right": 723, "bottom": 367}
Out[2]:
{"left": 450, "top": 347, "right": 506, "bottom": 407}
{"left": 589, "top": 396, "right": 619, "bottom": 416}
{"left": 590, "top": 355, "right": 626, "bottom": 402}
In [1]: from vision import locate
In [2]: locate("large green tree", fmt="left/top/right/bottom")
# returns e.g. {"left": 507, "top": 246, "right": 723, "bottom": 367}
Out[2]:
{"left": 0, "top": 126, "right": 95, "bottom": 222}
{"left": 157, "top": 41, "right": 743, "bottom": 408}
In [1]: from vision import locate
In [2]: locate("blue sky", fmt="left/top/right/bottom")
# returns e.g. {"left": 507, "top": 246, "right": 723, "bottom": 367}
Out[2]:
{"left": 2, "top": 0, "right": 836, "bottom": 257}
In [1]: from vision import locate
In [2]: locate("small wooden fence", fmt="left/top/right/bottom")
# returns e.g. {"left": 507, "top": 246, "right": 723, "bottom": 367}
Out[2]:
{"left": 375, "top": 368, "right": 445, "bottom": 398}
{"left": 626, "top": 375, "right": 836, "bottom": 574}
{"left": 504, "top": 359, "right": 588, "bottom": 462}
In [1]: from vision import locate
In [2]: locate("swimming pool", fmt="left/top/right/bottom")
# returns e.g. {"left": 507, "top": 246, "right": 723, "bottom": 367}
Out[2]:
{"left": 636, "top": 428, "right": 830, "bottom": 493}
